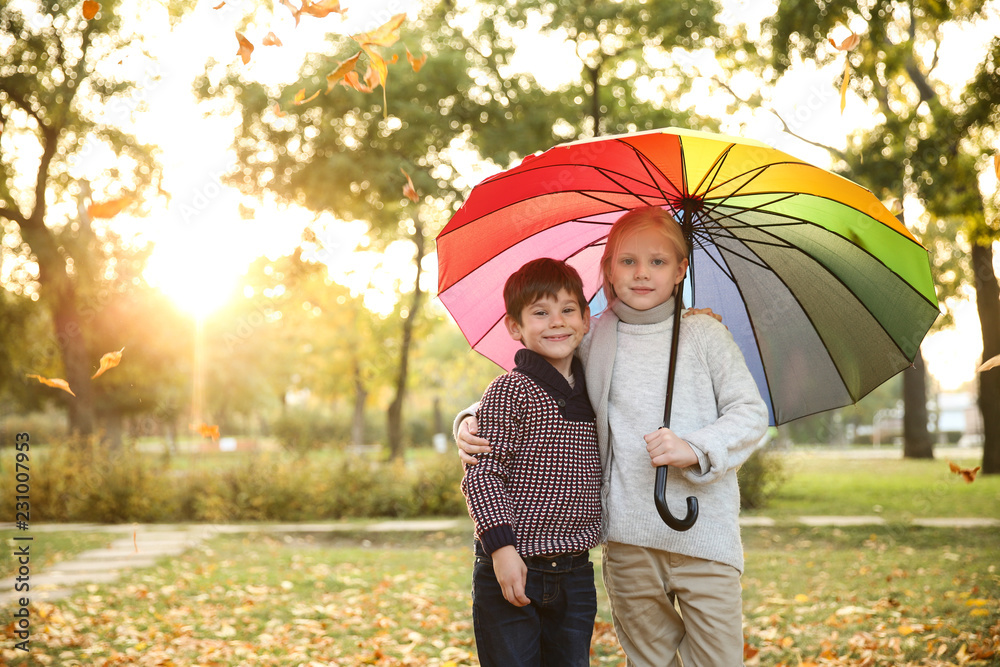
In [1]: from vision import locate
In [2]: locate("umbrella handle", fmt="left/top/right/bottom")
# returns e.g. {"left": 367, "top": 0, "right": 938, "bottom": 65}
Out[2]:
{"left": 654, "top": 458, "right": 699, "bottom": 532}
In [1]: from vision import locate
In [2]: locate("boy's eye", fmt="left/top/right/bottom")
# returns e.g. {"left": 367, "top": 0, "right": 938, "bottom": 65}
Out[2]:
{"left": 620, "top": 258, "right": 634, "bottom": 265}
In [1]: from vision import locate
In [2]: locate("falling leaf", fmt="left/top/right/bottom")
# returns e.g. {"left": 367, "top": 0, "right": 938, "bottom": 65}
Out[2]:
{"left": 401, "top": 168, "right": 418, "bottom": 202}
{"left": 326, "top": 52, "right": 361, "bottom": 91}
{"left": 948, "top": 461, "right": 981, "bottom": 483}
{"left": 406, "top": 47, "right": 426, "bottom": 73}
{"left": 341, "top": 70, "right": 372, "bottom": 93}
{"left": 213, "top": 1, "right": 225, "bottom": 8}
{"left": 978, "top": 353, "right": 1000, "bottom": 372}
{"left": 87, "top": 195, "right": 133, "bottom": 219}
{"left": 360, "top": 45, "right": 388, "bottom": 88}
{"left": 273, "top": 102, "right": 287, "bottom": 117}
{"left": 262, "top": 31, "right": 282, "bottom": 46}
{"left": 351, "top": 13, "right": 406, "bottom": 47}
{"left": 299, "top": 0, "right": 346, "bottom": 19}
{"left": 235, "top": 31, "right": 254, "bottom": 65}
{"left": 829, "top": 32, "right": 861, "bottom": 51}
{"left": 193, "top": 423, "right": 220, "bottom": 442}
{"left": 839, "top": 58, "right": 851, "bottom": 114}
{"left": 91, "top": 347, "right": 124, "bottom": 379}
{"left": 994, "top": 155, "right": 999, "bottom": 181}
{"left": 134, "top": 531, "right": 139, "bottom": 553}
{"left": 26, "top": 374, "right": 75, "bottom": 397}
{"left": 82, "top": 0, "right": 99, "bottom": 19}
{"left": 292, "top": 87, "right": 320, "bottom": 105}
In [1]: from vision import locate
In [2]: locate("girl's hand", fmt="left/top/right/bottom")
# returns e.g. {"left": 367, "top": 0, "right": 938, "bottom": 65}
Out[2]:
{"left": 644, "top": 427, "right": 699, "bottom": 468}
{"left": 457, "top": 416, "right": 492, "bottom": 465}
{"left": 684, "top": 307, "right": 722, "bottom": 323}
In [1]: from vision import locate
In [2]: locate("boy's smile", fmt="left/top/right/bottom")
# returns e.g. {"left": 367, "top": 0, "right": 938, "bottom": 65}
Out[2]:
{"left": 504, "top": 288, "right": 590, "bottom": 377}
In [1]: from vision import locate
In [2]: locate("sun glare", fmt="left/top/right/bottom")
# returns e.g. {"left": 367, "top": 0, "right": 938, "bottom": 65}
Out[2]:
{"left": 144, "top": 240, "right": 240, "bottom": 318}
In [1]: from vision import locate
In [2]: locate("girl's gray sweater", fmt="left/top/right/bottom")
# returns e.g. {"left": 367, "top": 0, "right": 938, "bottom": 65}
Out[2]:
{"left": 580, "top": 298, "right": 768, "bottom": 573}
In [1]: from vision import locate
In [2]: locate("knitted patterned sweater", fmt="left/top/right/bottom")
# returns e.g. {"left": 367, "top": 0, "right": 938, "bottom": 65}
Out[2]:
{"left": 461, "top": 349, "right": 602, "bottom": 557}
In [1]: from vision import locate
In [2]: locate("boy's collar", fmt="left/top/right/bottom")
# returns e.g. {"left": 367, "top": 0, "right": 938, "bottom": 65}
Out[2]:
{"left": 512, "top": 349, "right": 594, "bottom": 422}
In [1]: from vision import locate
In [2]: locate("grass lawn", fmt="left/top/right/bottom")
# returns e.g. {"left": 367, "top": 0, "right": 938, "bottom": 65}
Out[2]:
{"left": 1, "top": 524, "right": 997, "bottom": 666}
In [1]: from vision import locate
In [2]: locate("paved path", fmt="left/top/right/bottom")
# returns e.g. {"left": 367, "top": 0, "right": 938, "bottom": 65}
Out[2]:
{"left": 2, "top": 516, "right": 997, "bottom": 606}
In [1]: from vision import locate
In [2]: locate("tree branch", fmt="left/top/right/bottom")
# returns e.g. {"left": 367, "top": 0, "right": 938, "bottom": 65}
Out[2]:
{"left": 0, "top": 205, "right": 28, "bottom": 226}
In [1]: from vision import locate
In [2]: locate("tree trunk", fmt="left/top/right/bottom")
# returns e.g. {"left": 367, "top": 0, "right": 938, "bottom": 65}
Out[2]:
{"left": 902, "top": 349, "right": 934, "bottom": 458}
{"left": 386, "top": 224, "right": 426, "bottom": 461}
{"left": 972, "top": 241, "right": 1000, "bottom": 474}
{"left": 351, "top": 359, "right": 367, "bottom": 448}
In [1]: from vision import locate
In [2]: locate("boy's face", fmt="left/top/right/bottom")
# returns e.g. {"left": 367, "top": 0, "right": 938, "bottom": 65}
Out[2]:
{"left": 505, "top": 288, "right": 590, "bottom": 373}
{"left": 610, "top": 225, "right": 688, "bottom": 311}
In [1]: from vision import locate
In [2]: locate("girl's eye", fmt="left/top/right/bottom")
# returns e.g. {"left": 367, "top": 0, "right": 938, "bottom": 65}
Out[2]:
{"left": 652, "top": 258, "right": 665, "bottom": 266}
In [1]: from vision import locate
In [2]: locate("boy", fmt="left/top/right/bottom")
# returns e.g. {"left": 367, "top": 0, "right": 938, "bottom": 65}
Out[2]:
{"left": 462, "top": 257, "right": 601, "bottom": 667}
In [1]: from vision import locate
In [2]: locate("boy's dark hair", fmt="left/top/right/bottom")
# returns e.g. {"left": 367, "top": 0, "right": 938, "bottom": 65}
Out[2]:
{"left": 503, "top": 258, "right": 588, "bottom": 324}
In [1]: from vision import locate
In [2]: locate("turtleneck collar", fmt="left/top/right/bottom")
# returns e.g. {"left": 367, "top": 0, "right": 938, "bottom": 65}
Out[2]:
{"left": 512, "top": 349, "right": 595, "bottom": 423}
{"left": 609, "top": 296, "right": 678, "bottom": 325}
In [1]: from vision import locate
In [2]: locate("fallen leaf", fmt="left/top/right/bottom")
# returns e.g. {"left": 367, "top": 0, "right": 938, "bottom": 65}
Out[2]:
{"left": 192, "top": 423, "right": 220, "bottom": 442}
{"left": 351, "top": 13, "right": 406, "bottom": 47}
{"left": 326, "top": 52, "right": 361, "bottom": 91}
{"left": 829, "top": 31, "right": 861, "bottom": 51}
{"left": 299, "top": 0, "right": 346, "bottom": 19}
{"left": 26, "top": 374, "right": 76, "bottom": 397}
{"left": 235, "top": 31, "right": 254, "bottom": 65}
{"left": 401, "top": 168, "right": 418, "bottom": 202}
{"left": 87, "top": 195, "right": 133, "bottom": 219}
{"left": 406, "top": 47, "right": 427, "bottom": 73}
{"left": 82, "top": 0, "right": 99, "bottom": 19}
{"left": 91, "top": 347, "right": 124, "bottom": 379}
{"left": 292, "top": 87, "right": 320, "bottom": 105}
{"left": 948, "top": 461, "right": 981, "bottom": 483}
{"left": 978, "top": 353, "right": 1000, "bottom": 372}
{"left": 263, "top": 31, "right": 282, "bottom": 46}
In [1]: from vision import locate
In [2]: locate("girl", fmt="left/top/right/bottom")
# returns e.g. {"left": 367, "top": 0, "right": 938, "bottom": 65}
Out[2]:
{"left": 458, "top": 205, "right": 768, "bottom": 666}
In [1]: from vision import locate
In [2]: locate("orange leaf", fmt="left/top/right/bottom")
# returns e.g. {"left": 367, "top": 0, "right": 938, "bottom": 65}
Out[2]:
{"left": 263, "top": 31, "right": 282, "bottom": 47}
{"left": 830, "top": 31, "right": 861, "bottom": 51}
{"left": 401, "top": 168, "right": 418, "bottom": 202}
{"left": 839, "top": 58, "right": 851, "bottom": 114}
{"left": 279, "top": 0, "right": 302, "bottom": 25}
{"left": 292, "top": 87, "right": 320, "bottom": 105}
{"left": 341, "top": 70, "right": 372, "bottom": 93}
{"left": 26, "top": 374, "right": 76, "bottom": 397}
{"left": 192, "top": 423, "right": 220, "bottom": 442}
{"left": 235, "top": 31, "right": 254, "bottom": 65}
{"left": 273, "top": 102, "right": 287, "bottom": 117}
{"left": 406, "top": 47, "right": 427, "bottom": 73}
{"left": 213, "top": 1, "right": 225, "bottom": 8}
{"left": 743, "top": 643, "right": 760, "bottom": 660}
{"left": 978, "top": 353, "right": 1000, "bottom": 372}
{"left": 134, "top": 531, "right": 139, "bottom": 553}
{"left": 351, "top": 12, "right": 406, "bottom": 47}
{"left": 91, "top": 347, "right": 124, "bottom": 379}
{"left": 949, "top": 461, "right": 981, "bottom": 483}
{"left": 87, "top": 195, "right": 133, "bottom": 219}
{"left": 82, "top": 0, "right": 99, "bottom": 20}
{"left": 299, "top": 0, "right": 346, "bottom": 19}
{"left": 326, "top": 52, "right": 361, "bottom": 91}
{"left": 361, "top": 45, "right": 388, "bottom": 87}
{"left": 994, "top": 155, "right": 999, "bottom": 181}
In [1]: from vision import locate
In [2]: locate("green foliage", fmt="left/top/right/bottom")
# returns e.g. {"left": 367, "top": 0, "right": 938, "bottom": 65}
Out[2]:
{"left": 0, "top": 444, "right": 467, "bottom": 523}
{"left": 737, "top": 440, "right": 788, "bottom": 510}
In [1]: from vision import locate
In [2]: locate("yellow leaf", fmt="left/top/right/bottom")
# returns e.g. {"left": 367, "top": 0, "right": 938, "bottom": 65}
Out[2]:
{"left": 235, "top": 31, "right": 254, "bottom": 65}
{"left": 361, "top": 44, "right": 388, "bottom": 87}
{"left": 82, "top": 0, "right": 100, "bottom": 20}
{"left": 91, "top": 347, "right": 124, "bottom": 379}
{"left": 299, "top": 0, "right": 346, "bottom": 18}
{"left": 965, "top": 598, "right": 989, "bottom": 606}
{"left": 978, "top": 353, "right": 1000, "bottom": 372}
{"left": 401, "top": 168, "right": 419, "bottom": 202}
{"left": 840, "top": 58, "right": 851, "bottom": 115}
{"left": 406, "top": 47, "right": 427, "bottom": 73}
{"left": 291, "top": 88, "right": 320, "bottom": 105}
{"left": 994, "top": 154, "right": 999, "bottom": 181}
{"left": 262, "top": 31, "right": 282, "bottom": 47}
{"left": 326, "top": 52, "right": 361, "bottom": 91}
{"left": 351, "top": 12, "right": 406, "bottom": 47}
{"left": 794, "top": 593, "right": 810, "bottom": 603}
{"left": 87, "top": 195, "right": 133, "bottom": 219}
{"left": 26, "top": 374, "right": 76, "bottom": 397}
{"left": 970, "top": 608, "right": 990, "bottom": 616}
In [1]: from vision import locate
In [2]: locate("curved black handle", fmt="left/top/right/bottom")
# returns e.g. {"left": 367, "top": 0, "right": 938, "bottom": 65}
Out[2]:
{"left": 654, "top": 465, "right": 699, "bottom": 531}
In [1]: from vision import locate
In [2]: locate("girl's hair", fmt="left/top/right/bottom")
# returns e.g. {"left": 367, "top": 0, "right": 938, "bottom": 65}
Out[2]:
{"left": 599, "top": 205, "right": 689, "bottom": 303}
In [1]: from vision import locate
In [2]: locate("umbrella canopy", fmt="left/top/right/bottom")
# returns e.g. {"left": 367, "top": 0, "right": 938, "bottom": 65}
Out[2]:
{"left": 436, "top": 127, "right": 939, "bottom": 426}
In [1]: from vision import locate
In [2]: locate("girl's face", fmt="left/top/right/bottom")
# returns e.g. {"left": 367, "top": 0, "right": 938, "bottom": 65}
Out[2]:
{"left": 609, "top": 225, "right": 688, "bottom": 311}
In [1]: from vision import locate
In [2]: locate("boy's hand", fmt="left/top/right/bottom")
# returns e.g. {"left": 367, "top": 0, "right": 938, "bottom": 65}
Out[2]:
{"left": 491, "top": 545, "right": 530, "bottom": 607}
{"left": 457, "top": 416, "right": 492, "bottom": 465}
{"left": 644, "top": 427, "right": 699, "bottom": 468}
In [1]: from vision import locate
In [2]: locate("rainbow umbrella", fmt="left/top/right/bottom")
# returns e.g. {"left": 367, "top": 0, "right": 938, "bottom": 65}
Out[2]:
{"left": 436, "top": 127, "right": 939, "bottom": 528}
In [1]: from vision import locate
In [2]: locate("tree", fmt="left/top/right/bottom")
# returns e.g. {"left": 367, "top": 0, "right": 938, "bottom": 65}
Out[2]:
{"left": 761, "top": 0, "right": 994, "bottom": 459}
{"left": 0, "top": 0, "right": 176, "bottom": 437}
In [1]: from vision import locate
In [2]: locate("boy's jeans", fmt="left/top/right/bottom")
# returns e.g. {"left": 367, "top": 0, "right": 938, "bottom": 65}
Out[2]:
{"left": 472, "top": 540, "right": 597, "bottom": 667}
